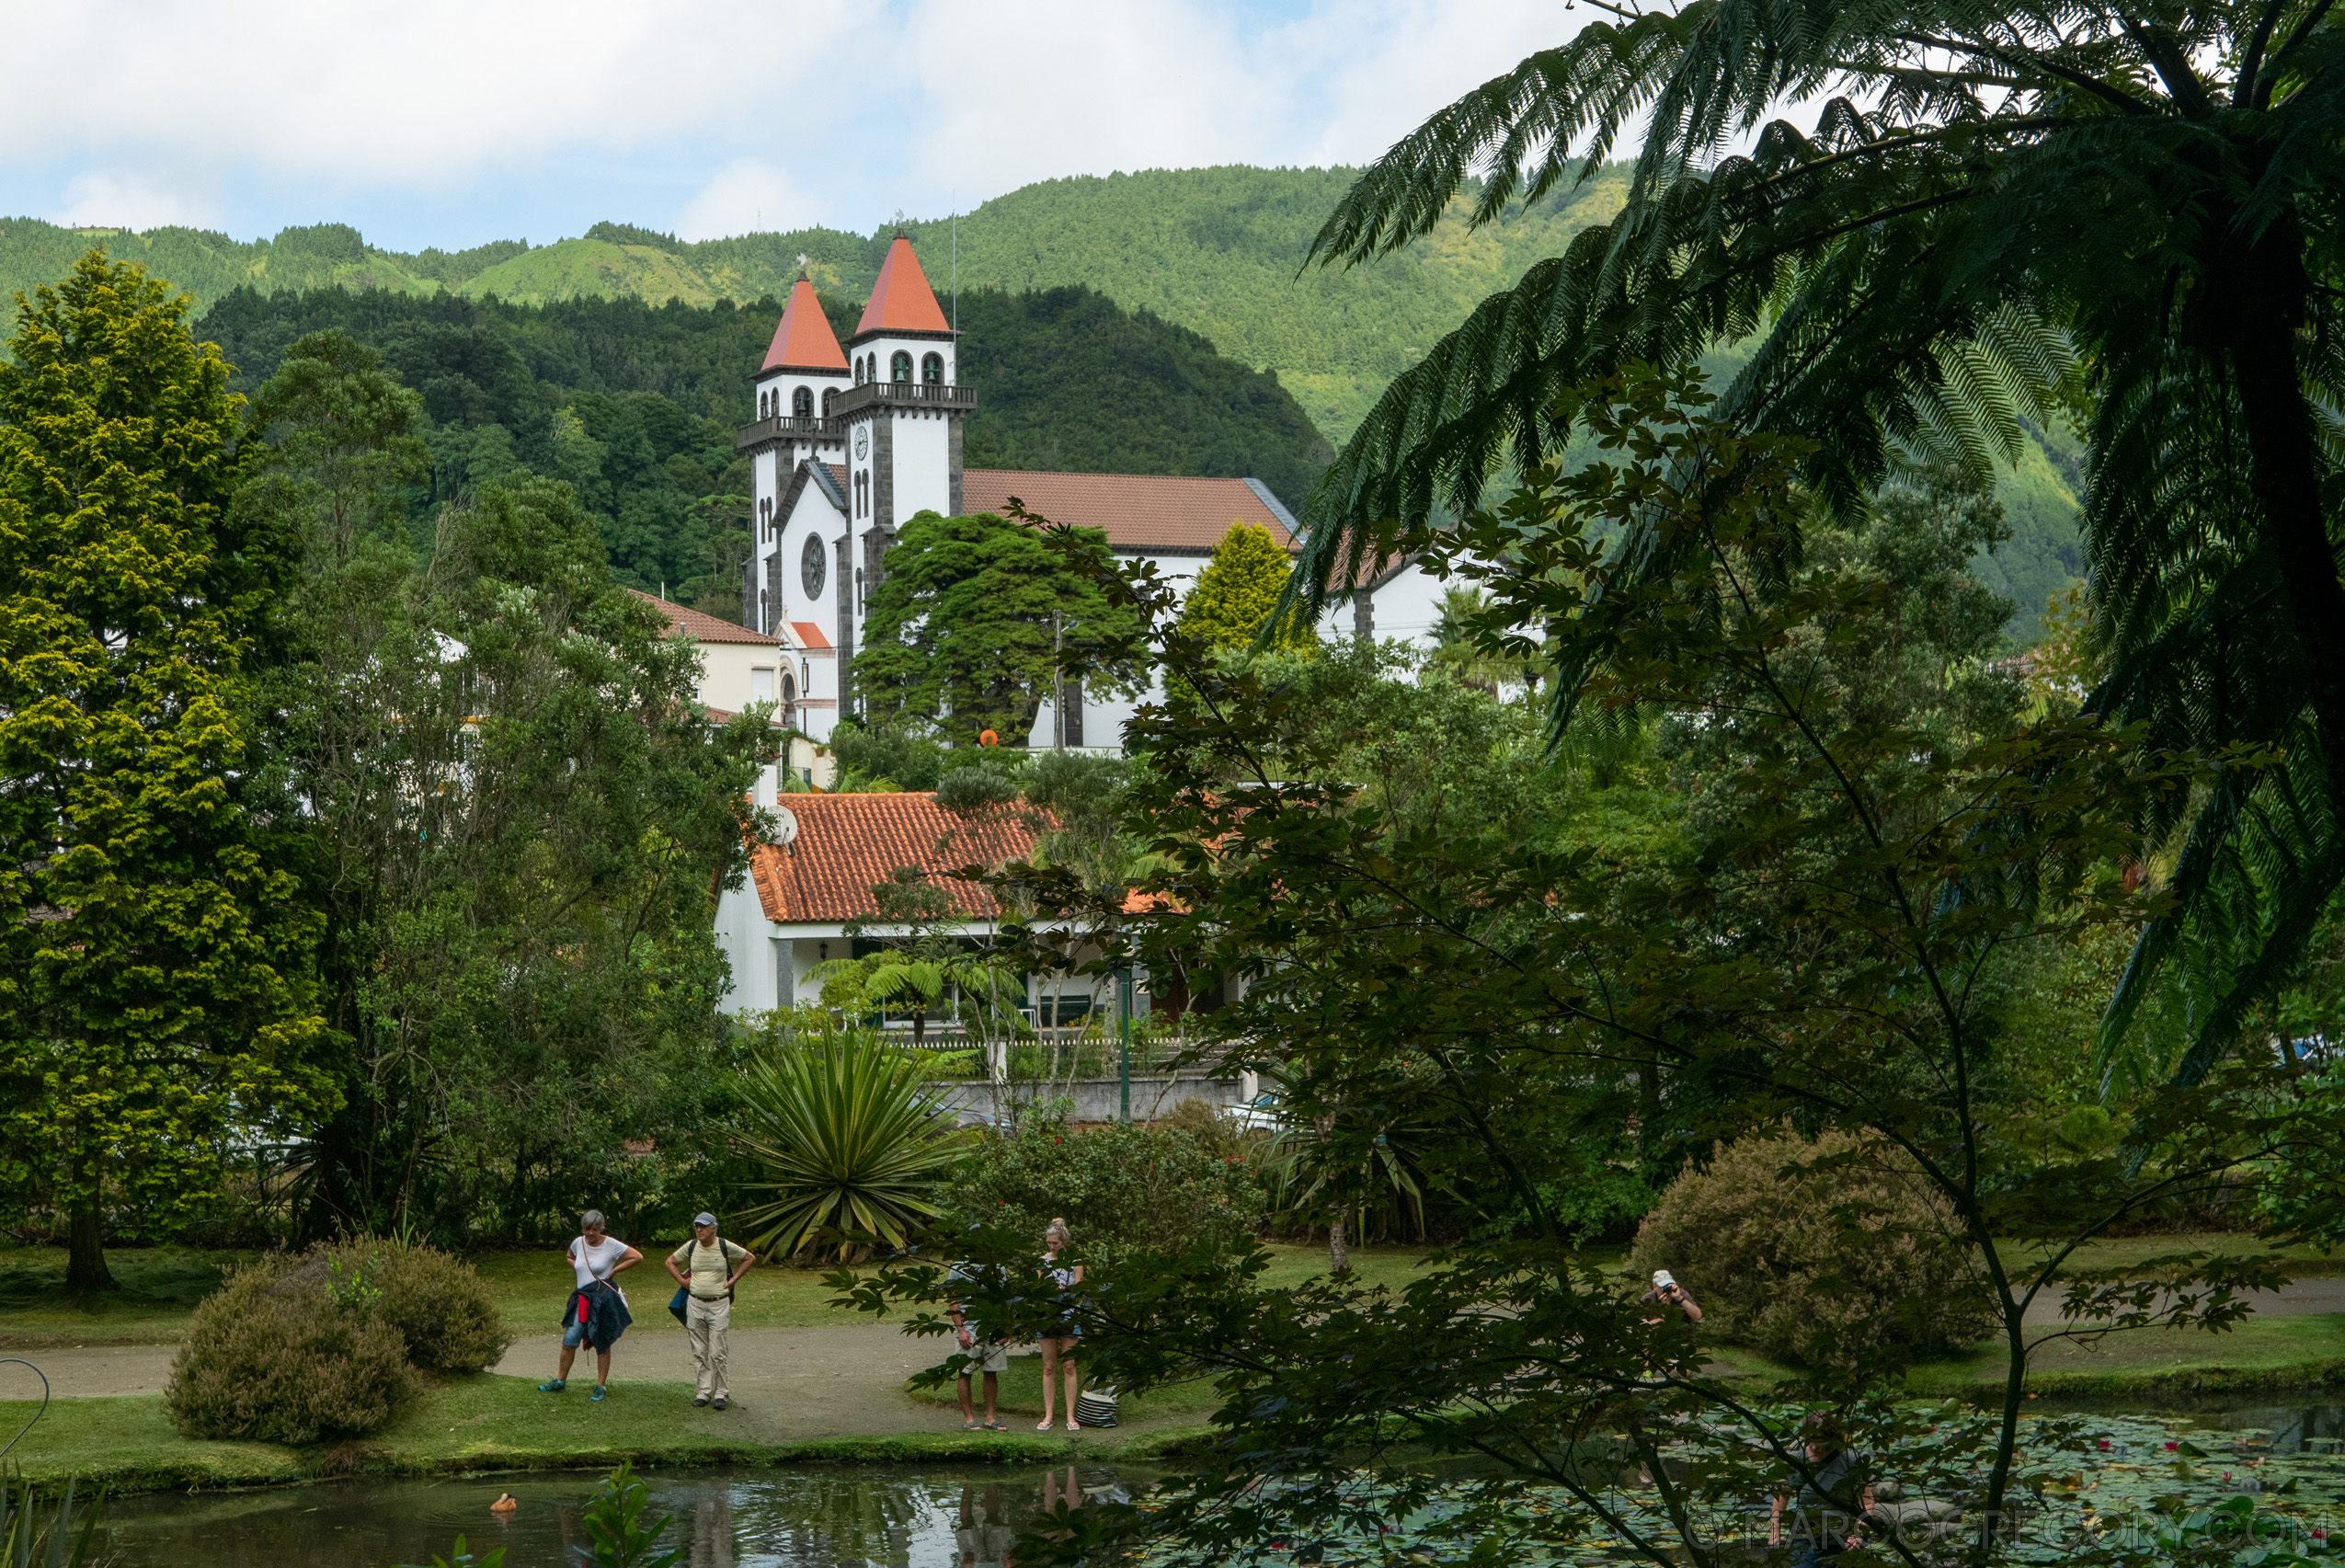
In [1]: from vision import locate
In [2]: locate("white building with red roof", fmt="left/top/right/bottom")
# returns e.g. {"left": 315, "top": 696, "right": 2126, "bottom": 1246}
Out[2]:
{"left": 735, "top": 235, "right": 1444, "bottom": 749}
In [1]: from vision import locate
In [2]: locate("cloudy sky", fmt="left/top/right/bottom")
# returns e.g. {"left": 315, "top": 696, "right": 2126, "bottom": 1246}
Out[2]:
{"left": 0, "top": 0, "right": 1570, "bottom": 252}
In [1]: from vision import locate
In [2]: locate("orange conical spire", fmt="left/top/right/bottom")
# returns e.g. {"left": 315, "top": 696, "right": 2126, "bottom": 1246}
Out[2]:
{"left": 854, "top": 235, "right": 950, "bottom": 337}
{"left": 761, "top": 278, "right": 850, "bottom": 372}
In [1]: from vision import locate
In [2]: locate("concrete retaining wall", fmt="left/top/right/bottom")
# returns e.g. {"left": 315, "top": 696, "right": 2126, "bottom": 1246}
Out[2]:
{"left": 928, "top": 1075, "right": 1254, "bottom": 1126}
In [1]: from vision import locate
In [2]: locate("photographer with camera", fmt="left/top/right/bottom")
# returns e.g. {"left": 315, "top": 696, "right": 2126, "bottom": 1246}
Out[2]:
{"left": 1639, "top": 1269, "right": 1703, "bottom": 1324}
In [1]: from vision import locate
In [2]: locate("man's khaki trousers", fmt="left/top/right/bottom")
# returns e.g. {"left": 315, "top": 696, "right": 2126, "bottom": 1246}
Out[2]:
{"left": 686, "top": 1294, "right": 730, "bottom": 1401}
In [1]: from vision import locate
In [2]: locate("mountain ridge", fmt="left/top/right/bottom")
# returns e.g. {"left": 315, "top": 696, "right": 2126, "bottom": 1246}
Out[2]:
{"left": 2, "top": 164, "right": 2080, "bottom": 638}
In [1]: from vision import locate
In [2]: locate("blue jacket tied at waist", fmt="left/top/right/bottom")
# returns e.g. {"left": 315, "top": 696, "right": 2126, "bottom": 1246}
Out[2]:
{"left": 563, "top": 1278, "right": 632, "bottom": 1348}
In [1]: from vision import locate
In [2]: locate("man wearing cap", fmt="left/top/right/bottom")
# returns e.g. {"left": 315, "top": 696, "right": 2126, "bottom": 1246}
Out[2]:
{"left": 1640, "top": 1270, "right": 1704, "bottom": 1324}
{"left": 666, "top": 1213, "right": 756, "bottom": 1409}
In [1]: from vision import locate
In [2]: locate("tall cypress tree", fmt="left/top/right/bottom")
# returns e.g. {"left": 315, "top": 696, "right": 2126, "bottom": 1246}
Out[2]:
{"left": 1177, "top": 522, "right": 1318, "bottom": 655}
{"left": 0, "top": 253, "right": 332, "bottom": 1291}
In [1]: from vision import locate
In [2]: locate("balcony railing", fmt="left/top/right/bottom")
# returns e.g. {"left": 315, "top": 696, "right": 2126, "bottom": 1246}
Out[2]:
{"left": 734, "top": 415, "right": 836, "bottom": 450}
{"left": 829, "top": 380, "right": 978, "bottom": 418}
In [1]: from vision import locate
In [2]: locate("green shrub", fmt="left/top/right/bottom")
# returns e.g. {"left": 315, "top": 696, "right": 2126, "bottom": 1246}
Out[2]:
{"left": 166, "top": 1254, "right": 415, "bottom": 1442}
{"left": 1626, "top": 1127, "right": 1995, "bottom": 1373}
{"left": 829, "top": 724, "right": 948, "bottom": 791}
{"left": 363, "top": 1242, "right": 514, "bottom": 1372}
{"left": 946, "top": 1111, "right": 1268, "bottom": 1266}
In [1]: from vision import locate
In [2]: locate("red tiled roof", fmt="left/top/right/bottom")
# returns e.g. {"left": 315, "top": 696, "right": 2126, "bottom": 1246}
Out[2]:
{"left": 629, "top": 589, "right": 781, "bottom": 646}
{"left": 791, "top": 621, "right": 832, "bottom": 651}
{"left": 959, "top": 471, "right": 1297, "bottom": 553}
{"left": 853, "top": 236, "right": 951, "bottom": 337}
{"left": 749, "top": 793, "right": 1037, "bottom": 924}
{"left": 761, "top": 278, "right": 850, "bottom": 373}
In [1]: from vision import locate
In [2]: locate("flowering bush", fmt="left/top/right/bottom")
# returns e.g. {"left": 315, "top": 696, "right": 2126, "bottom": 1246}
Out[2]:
{"left": 943, "top": 1110, "right": 1269, "bottom": 1266}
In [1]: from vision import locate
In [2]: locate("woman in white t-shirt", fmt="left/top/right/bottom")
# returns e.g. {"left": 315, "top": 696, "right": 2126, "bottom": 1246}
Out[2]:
{"left": 540, "top": 1208, "right": 642, "bottom": 1402}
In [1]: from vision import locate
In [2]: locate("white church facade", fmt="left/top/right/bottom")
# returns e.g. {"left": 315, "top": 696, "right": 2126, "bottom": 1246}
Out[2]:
{"left": 731, "top": 234, "right": 1447, "bottom": 751}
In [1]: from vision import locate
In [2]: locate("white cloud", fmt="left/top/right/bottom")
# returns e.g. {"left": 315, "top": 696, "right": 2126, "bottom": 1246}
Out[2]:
{"left": 0, "top": 1, "right": 1583, "bottom": 242}
{"left": 1274, "top": 0, "right": 1572, "bottom": 167}
{"left": 51, "top": 168, "right": 223, "bottom": 232}
{"left": 0, "top": 0, "right": 852, "bottom": 189}
{"left": 674, "top": 159, "right": 827, "bottom": 241}
{"left": 899, "top": 0, "right": 1270, "bottom": 203}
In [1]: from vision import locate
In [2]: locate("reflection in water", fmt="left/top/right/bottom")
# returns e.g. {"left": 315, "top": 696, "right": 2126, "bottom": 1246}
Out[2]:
{"left": 93, "top": 1463, "right": 1151, "bottom": 1568}
{"left": 2036, "top": 1400, "right": 2345, "bottom": 1454}
{"left": 86, "top": 1405, "right": 2345, "bottom": 1565}
{"left": 2188, "top": 1402, "right": 2345, "bottom": 1454}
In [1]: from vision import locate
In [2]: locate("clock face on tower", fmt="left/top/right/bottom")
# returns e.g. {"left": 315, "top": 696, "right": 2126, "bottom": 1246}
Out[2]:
{"left": 802, "top": 533, "right": 828, "bottom": 597}
{"left": 853, "top": 426, "right": 869, "bottom": 460}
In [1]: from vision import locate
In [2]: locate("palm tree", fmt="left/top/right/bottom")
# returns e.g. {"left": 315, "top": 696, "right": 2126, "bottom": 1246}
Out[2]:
{"left": 1291, "top": 1, "right": 2345, "bottom": 1082}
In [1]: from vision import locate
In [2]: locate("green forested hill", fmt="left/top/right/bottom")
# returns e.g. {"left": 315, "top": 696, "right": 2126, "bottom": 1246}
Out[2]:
{"left": 191, "top": 280, "right": 1333, "bottom": 613}
{"left": 6, "top": 163, "right": 2079, "bottom": 637}
{"left": 4, "top": 169, "right": 1622, "bottom": 443}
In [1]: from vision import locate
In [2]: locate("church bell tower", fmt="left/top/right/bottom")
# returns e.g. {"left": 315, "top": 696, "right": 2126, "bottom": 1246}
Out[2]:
{"left": 832, "top": 234, "right": 973, "bottom": 704}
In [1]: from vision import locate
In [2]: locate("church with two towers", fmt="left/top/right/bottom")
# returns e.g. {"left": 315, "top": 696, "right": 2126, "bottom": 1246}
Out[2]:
{"left": 733, "top": 234, "right": 1441, "bottom": 748}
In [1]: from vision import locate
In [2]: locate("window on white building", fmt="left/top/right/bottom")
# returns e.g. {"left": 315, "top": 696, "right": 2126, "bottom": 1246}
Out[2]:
{"left": 794, "top": 386, "right": 813, "bottom": 418}
{"left": 921, "top": 353, "right": 944, "bottom": 383}
{"left": 890, "top": 351, "right": 912, "bottom": 383}
{"left": 751, "top": 667, "right": 775, "bottom": 704}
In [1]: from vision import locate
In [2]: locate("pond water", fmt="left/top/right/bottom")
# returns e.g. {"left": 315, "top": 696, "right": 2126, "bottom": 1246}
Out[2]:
{"left": 2034, "top": 1395, "right": 2345, "bottom": 1454}
{"left": 84, "top": 1402, "right": 2345, "bottom": 1567}
{"left": 94, "top": 1462, "right": 1145, "bottom": 1567}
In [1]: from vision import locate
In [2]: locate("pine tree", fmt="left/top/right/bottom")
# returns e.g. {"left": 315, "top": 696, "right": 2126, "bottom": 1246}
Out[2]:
{"left": 1176, "top": 522, "right": 1316, "bottom": 656}
{"left": 0, "top": 253, "right": 333, "bottom": 1291}
{"left": 857, "top": 510, "right": 1144, "bottom": 745}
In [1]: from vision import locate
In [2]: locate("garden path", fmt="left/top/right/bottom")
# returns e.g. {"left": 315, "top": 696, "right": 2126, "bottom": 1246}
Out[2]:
{"left": 7, "top": 1277, "right": 2339, "bottom": 1406}
{"left": 0, "top": 1322, "right": 1165, "bottom": 1439}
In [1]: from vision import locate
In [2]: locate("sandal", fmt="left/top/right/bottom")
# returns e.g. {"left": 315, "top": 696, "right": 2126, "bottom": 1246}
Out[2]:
{"left": 963, "top": 1419, "right": 980, "bottom": 1431}
{"left": 1036, "top": 1418, "right": 1056, "bottom": 1431}
{"left": 983, "top": 1420, "right": 1007, "bottom": 1431}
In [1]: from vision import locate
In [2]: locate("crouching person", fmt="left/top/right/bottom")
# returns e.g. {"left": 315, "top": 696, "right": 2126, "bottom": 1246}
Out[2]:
{"left": 543, "top": 1208, "right": 641, "bottom": 1402}
{"left": 667, "top": 1211, "right": 755, "bottom": 1410}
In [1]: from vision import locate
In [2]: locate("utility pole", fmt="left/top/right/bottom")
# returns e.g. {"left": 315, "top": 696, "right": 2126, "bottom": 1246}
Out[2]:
{"left": 1053, "top": 610, "right": 1063, "bottom": 751}
{"left": 1118, "top": 966, "right": 1133, "bottom": 1122}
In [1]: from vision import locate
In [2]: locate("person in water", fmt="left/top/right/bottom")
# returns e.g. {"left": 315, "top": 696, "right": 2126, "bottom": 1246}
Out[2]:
{"left": 541, "top": 1208, "right": 642, "bottom": 1402}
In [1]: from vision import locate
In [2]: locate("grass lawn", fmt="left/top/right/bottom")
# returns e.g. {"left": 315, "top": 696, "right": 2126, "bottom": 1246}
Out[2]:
{"left": 1703, "top": 1311, "right": 2345, "bottom": 1397}
{"left": 0, "top": 1241, "right": 1452, "bottom": 1347}
{"left": 0, "top": 1374, "right": 1087, "bottom": 1493}
{"left": 0, "top": 1247, "right": 258, "bottom": 1346}
{"left": 1914, "top": 1310, "right": 2345, "bottom": 1397}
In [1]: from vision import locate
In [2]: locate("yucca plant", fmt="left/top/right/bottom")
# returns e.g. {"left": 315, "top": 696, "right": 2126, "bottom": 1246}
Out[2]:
{"left": 731, "top": 1022, "right": 970, "bottom": 1260}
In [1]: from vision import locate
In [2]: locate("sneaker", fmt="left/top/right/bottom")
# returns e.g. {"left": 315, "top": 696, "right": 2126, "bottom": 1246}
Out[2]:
{"left": 590, "top": 1384, "right": 608, "bottom": 1402}
{"left": 712, "top": 1397, "right": 727, "bottom": 1411}
{"left": 692, "top": 1396, "right": 709, "bottom": 1408}
{"left": 538, "top": 1379, "right": 566, "bottom": 1393}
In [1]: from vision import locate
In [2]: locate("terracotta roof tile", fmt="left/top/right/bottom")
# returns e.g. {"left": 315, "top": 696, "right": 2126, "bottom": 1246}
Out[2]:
{"left": 749, "top": 793, "right": 1038, "bottom": 925}
{"left": 629, "top": 589, "right": 782, "bottom": 647}
{"left": 791, "top": 621, "right": 832, "bottom": 651}
{"left": 959, "top": 471, "right": 1298, "bottom": 554}
{"left": 761, "top": 278, "right": 850, "bottom": 373}
{"left": 852, "top": 237, "right": 951, "bottom": 337}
